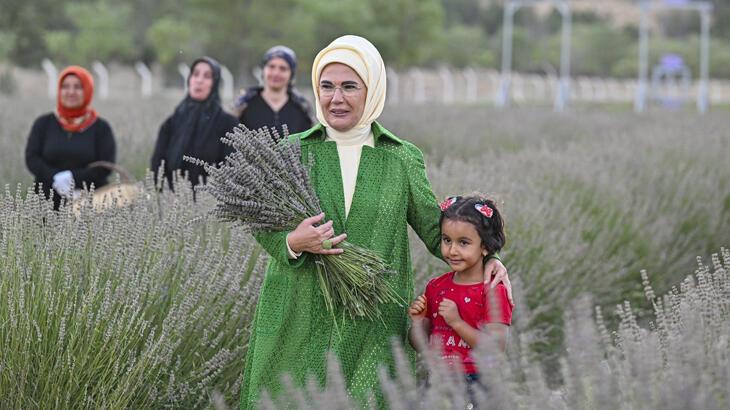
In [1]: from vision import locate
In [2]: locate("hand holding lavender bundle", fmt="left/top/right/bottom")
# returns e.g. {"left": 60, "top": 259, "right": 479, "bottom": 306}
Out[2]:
{"left": 185, "top": 125, "right": 404, "bottom": 323}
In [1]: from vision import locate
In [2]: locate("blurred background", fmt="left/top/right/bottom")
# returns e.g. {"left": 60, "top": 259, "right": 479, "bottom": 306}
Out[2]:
{"left": 2, "top": 0, "right": 730, "bottom": 102}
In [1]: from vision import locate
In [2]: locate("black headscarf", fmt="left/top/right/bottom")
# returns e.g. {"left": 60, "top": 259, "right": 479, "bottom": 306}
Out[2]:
{"left": 165, "top": 56, "right": 223, "bottom": 172}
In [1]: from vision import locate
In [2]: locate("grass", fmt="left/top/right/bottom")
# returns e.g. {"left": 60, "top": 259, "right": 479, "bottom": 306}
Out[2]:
{"left": 1, "top": 96, "right": 728, "bottom": 407}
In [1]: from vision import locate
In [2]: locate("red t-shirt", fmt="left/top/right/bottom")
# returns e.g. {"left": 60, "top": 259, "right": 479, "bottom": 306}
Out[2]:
{"left": 424, "top": 271, "right": 512, "bottom": 374}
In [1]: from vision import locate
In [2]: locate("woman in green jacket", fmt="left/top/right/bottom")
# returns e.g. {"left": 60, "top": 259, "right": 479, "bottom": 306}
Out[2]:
{"left": 240, "top": 35, "right": 512, "bottom": 408}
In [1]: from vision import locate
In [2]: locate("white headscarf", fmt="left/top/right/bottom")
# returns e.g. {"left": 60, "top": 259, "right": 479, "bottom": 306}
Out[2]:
{"left": 311, "top": 35, "right": 387, "bottom": 143}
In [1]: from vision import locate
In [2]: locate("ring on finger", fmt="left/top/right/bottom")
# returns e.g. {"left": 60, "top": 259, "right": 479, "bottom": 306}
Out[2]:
{"left": 322, "top": 239, "right": 333, "bottom": 250}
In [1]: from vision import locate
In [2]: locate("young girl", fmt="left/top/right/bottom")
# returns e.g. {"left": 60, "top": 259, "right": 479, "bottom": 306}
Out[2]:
{"left": 408, "top": 195, "right": 512, "bottom": 381}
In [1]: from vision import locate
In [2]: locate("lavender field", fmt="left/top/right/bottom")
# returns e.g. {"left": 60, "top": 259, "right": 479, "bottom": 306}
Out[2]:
{"left": 1, "top": 96, "right": 728, "bottom": 408}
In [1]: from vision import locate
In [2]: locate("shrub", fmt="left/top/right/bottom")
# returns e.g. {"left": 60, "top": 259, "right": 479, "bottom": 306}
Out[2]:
{"left": 260, "top": 249, "right": 730, "bottom": 409}
{"left": 0, "top": 179, "right": 263, "bottom": 408}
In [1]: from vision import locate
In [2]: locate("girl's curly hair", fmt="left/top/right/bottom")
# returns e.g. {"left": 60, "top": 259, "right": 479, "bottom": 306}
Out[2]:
{"left": 439, "top": 195, "right": 505, "bottom": 258}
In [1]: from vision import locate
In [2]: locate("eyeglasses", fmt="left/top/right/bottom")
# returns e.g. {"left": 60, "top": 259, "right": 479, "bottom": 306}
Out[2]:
{"left": 318, "top": 82, "right": 363, "bottom": 97}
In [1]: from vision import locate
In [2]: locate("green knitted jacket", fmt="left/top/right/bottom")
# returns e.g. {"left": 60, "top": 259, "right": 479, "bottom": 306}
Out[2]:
{"left": 240, "top": 122, "right": 442, "bottom": 408}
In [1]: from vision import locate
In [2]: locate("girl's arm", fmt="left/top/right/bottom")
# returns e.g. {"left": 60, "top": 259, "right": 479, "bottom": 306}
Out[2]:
{"left": 479, "top": 283, "right": 513, "bottom": 351}
{"left": 408, "top": 294, "right": 431, "bottom": 351}
{"left": 449, "top": 320, "right": 482, "bottom": 349}
{"left": 408, "top": 318, "right": 432, "bottom": 352}
{"left": 439, "top": 299, "right": 481, "bottom": 348}
{"left": 446, "top": 314, "right": 510, "bottom": 352}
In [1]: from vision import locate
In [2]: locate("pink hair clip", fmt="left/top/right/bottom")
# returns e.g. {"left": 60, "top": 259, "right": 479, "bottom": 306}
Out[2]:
{"left": 474, "top": 203, "right": 493, "bottom": 218}
{"left": 439, "top": 196, "right": 459, "bottom": 211}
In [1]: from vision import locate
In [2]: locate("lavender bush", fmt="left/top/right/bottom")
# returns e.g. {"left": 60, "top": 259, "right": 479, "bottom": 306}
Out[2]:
{"left": 0, "top": 177, "right": 262, "bottom": 408}
{"left": 256, "top": 249, "right": 730, "bottom": 409}
{"left": 409, "top": 105, "right": 730, "bottom": 365}
{"left": 2, "top": 96, "right": 728, "bottom": 408}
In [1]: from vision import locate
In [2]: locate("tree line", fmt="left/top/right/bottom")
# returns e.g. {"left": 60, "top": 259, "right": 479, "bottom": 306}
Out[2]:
{"left": 2, "top": 0, "right": 730, "bottom": 80}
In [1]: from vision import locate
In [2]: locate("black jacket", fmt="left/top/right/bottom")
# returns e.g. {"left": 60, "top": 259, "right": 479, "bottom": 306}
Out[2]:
{"left": 236, "top": 87, "right": 313, "bottom": 138}
{"left": 150, "top": 105, "right": 237, "bottom": 189}
{"left": 25, "top": 113, "right": 116, "bottom": 209}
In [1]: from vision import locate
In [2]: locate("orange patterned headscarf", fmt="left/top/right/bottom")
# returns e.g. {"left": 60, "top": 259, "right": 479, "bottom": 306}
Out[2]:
{"left": 56, "top": 66, "right": 98, "bottom": 132}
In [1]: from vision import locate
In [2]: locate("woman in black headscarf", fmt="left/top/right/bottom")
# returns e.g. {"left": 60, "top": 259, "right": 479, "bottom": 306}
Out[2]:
{"left": 232, "top": 46, "right": 313, "bottom": 139}
{"left": 151, "top": 56, "right": 238, "bottom": 190}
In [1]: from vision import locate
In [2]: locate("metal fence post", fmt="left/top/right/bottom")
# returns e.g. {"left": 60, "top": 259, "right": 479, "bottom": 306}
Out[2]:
{"left": 92, "top": 61, "right": 109, "bottom": 100}
{"left": 135, "top": 62, "right": 152, "bottom": 98}
{"left": 41, "top": 58, "right": 58, "bottom": 100}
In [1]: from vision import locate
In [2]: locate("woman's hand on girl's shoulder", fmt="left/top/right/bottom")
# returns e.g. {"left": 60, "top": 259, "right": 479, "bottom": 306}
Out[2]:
{"left": 484, "top": 258, "right": 513, "bottom": 306}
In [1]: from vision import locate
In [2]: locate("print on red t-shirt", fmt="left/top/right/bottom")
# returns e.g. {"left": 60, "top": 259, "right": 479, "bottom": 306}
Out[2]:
{"left": 424, "top": 271, "right": 512, "bottom": 374}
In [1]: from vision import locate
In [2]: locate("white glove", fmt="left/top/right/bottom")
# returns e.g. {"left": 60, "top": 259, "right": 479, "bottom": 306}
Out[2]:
{"left": 52, "top": 170, "right": 74, "bottom": 197}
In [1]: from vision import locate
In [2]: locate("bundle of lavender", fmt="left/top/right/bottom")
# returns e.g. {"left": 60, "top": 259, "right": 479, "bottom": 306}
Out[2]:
{"left": 185, "top": 125, "right": 403, "bottom": 323}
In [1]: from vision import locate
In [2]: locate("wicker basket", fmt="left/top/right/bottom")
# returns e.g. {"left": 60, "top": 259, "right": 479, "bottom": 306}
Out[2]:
{"left": 71, "top": 161, "right": 142, "bottom": 216}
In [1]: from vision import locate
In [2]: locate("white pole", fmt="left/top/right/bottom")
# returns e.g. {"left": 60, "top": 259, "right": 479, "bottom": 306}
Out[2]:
{"left": 486, "top": 70, "right": 501, "bottom": 102}
{"left": 386, "top": 67, "right": 399, "bottom": 105}
{"left": 220, "top": 65, "right": 234, "bottom": 101}
{"left": 595, "top": 77, "right": 608, "bottom": 102}
{"left": 178, "top": 63, "right": 190, "bottom": 93}
{"left": 134, "top": 62, "right": 152, "bottom": 98}
{"left": 252, "top": 66, "right": 263, "bottom": 86}
{"left": 698, "top": 6, "right": 711, "bottom": 114}
{"left": 512, "top": 74, "right": 526, "bottom": 103}
{"left": 92, "top": 61, "right": 109, "bottom": 100}
{"left": 464, "top": 67, "right": 478, "bottom": 102}
{"left": 497, "top": 2, "right": 516, "bottom": 107}
{"left": 412, "top": 68, "right": 426, "bottom": 104}
{"left": 530, "top": 75, "right": 548, "bottom": 102}
{"left": 555, "top": 1, "right": 571, "bottom": 112}
{"left": 635, "top": 1, "right": 650, "bottom": 113}
{"left": 439, "top": 66, "right": 455, "bottom": 104}
{"left": 578, "top": 77, "right": 593, "bottom": 102}
{"left": 41, "top": 58, "right": 58, "bottom": 99}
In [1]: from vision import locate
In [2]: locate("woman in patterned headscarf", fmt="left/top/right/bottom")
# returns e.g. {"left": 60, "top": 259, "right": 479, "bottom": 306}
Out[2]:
{"left": 25, "top": 65, "right": 117, "bottom": 210}
{"left": 240, "top": 35, "right": 512, "bottom": 408}
{"left": 232, "top": 45, "right": 313, "bottom": 139}
{"left": 150, "top": 56, "right": 238, "bottom": 190}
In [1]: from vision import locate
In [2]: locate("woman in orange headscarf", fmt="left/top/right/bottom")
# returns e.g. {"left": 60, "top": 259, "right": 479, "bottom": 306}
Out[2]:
{"left": 25, "top": 65, "right": 117, "bottom": 210}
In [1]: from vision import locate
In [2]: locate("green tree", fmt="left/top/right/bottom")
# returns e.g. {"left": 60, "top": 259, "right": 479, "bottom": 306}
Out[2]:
{"left": 302, "top": 0, "right": 375, "bottom": 55}
{"left": 42, "top": 0, "right": 136, "bottom": 65}
{"left": 442, "top": 0, "right": 504, "bottom": 36}
{"left": 428, "top": 25, "right": 496, "bottom": 68}
{"left": 712, "top": 0, "right": 730, "bottom": 39}
{"left": 0, "top": 0, "right": 72, "bottom": 66}
{"left": 569, "top": 23, "right": 633, "bottom": 77}
{"left": 0, "top": 31, "right": 15, "bottom": 61}
{"left": 658, "top": 9, "right": 702, "bottom": 38}
{"left": 364, "top": 0, "right": 444, "bottom": 68}
{"left": 146, "top": 16, "right": 200, "bottom": 66}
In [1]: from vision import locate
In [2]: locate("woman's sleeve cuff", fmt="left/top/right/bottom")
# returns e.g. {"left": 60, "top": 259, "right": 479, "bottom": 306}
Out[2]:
{"left": 286, "top": 233, "right": 303, "bottom": 259}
